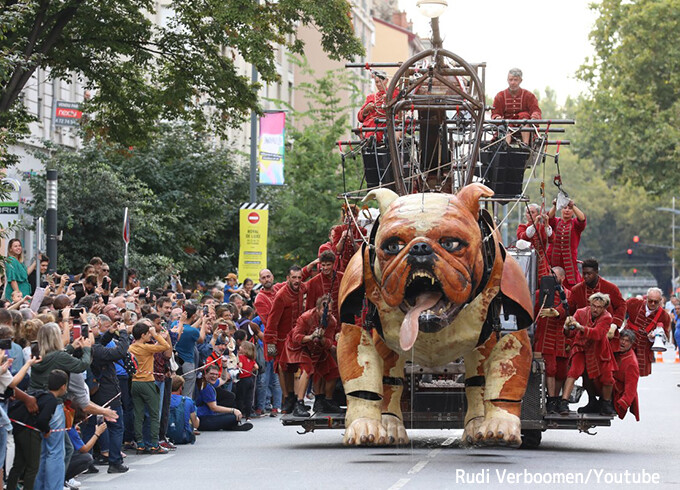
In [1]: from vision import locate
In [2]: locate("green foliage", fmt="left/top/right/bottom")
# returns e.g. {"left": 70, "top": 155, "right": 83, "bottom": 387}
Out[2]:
{"left": 576, "top": 0, "right": 680, "bottom": 192}
{"left": 262, "top": 62, "right": 364, "bottom": 278}
{"left": 28, "top": 125, "right": 248, "bottom": 283}
{"left": 0, "top": 0, "right": 363, "bottom": 154}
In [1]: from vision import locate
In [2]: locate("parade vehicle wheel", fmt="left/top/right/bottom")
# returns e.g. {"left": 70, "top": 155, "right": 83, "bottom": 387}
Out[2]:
{"left": 519, "top": 429, "right": 542, "bottom": 449}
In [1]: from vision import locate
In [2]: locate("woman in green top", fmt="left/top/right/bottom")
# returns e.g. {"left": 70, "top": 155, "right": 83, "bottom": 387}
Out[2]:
{"left": 3, "top": 239, "right": 35, "bottom": 300}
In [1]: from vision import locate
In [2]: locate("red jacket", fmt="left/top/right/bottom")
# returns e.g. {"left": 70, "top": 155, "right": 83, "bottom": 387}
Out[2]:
{"left": 567, "top": 307, "right": 614, "bottom": 379}
{"left": 517, "top": 221, "right": 552, "bottom": 279}
{"left": 625, "top": 297, "right": 671, "bottom": 377}
{"left": 331, "top": 224, "right": 366, "bottom": 273}
{"left": 264, "top": 282, "right": 307, "bottom": 359}
{"left": 547, "top": 217, "right": 586, "bottom": 288}
{"left": 568, "top": 278, "right": 626, "bottom": 327}
{"left": 285, "top": 308, "right": 337, "bottom": 368}
{"left": 533, "top": 289, "right": 569, "bottom": 356}
{"left": 253, "top": 282, "right": 284, "bottom": 328}
{"left": 491, "top": 88, "right": 541, "bottom": 120}
{"left": 304, "top": 270, "right": 343, "bottom": 323}
{"left": 357, "top": 89, "right": 399, "bottom": 143}
{"left": 613, "top": 348, "right": 640, "bottom": 420}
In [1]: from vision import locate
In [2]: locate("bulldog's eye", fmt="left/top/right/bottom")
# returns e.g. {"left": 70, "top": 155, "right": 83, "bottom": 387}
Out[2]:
{"left": 381, "top": 238, "right": 405, "bottom": 255}
{"left": 440, "top": 237, "right": 463, "bottom": 252}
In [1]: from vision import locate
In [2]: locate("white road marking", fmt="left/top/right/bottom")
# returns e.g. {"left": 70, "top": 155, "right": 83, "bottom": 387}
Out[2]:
{"left": 407, "top": 460, "right": 429, "bottom": 474}
{"left": 442, "top": 436, "right": 456, "bottom": 446}
{"left": 428, "top": 448, "right": 442, "bottom": 458}
{"left": 388, "top": 478, "right": 411, "bottom": 490}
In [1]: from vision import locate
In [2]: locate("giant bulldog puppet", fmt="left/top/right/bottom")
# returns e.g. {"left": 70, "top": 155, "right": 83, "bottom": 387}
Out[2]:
{"left": 337, "top": 184, "right": 534, "bottom": 446}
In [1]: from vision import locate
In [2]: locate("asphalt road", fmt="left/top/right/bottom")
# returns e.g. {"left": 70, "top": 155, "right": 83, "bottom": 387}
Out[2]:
{"left": 77, "top": 350, "right": 680, "bottom": 490}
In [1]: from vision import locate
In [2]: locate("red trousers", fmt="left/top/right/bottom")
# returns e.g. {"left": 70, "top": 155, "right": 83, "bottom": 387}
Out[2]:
{"left": 568, "top": 351, "right": 614, "bottom": 385}
{"left": 544, "top": 352, "right": 568, "bottom": 379}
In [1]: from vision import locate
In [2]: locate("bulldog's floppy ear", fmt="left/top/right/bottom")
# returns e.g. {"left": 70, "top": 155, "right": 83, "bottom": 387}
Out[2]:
{"left": 455, "top": 183, "right": 494, "bottom": 216}
{"left": 363, "top": 188, "right": 399, "bottom": 216}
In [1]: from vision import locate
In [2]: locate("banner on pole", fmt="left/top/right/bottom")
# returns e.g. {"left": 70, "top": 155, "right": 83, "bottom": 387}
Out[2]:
{"left": 122, "top": 207, "right": 130, "bottom": 244}
{"left": 238, "top": 203, "right": 269, "bottom": 282}
{"left": 258, "top": 112, "right": 285, "bottom": 185}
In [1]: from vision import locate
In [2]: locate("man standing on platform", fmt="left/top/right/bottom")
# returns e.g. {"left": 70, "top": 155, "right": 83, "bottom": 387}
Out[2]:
{"left": 624, "top": 287, "right": 672, "bottom": 377}
{"left": 265, "top": 266, "right": 306, "bottom": 414}
{"left": 533, "top": 267, "right": 570, "bottom": 413}
{"left": 548, "top": 198, "right": 586, "bottom": 289}
{"left": 491, "top": 68, "right": 542, "bottom": 145}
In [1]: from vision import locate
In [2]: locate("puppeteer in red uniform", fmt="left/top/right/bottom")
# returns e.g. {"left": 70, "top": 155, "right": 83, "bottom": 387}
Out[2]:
{"left": 517, "top": 204, "right": 552, "bottom": 279}
{"left": 357, "top": 70, "right": 399, "bottom": 143}
{"left": 548, "top": 200, "right": 586, "bottom": 289}
{"left": 304, "top": 250, "right": 343, "bottom": 323}
{"left": 330, "top": 206, "right": 367, "bottom": 273}
{"left": 559, "top": 292, "right": 616, "bottom": 415}
{"left": 624, "top": 291, "right": 671, "bottom": 377}
{"left": 284, "top": 307, "right": 339, "bottom": 381}
{"left": 265, "top": 274, "right": 306, "bottom": 369}
{"left": 613, "top": 329, "right": 640, "bottom": 420}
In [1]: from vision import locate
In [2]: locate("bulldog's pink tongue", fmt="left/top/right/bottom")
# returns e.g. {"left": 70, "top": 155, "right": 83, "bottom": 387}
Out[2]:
{"left": 400, "top": 292, "right": 442, "bottom": 351}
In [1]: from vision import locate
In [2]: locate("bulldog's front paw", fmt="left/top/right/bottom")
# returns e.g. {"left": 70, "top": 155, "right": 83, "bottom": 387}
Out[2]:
{"left": 381, "top": 414, "right": 409, "bottom": 445}
{"left": 473, "top": 413, "right": 521, "bottom": 447}
{"left": 344, "top": 417, "right": 388, "bottom": 446}
{"left": 462, "top": 416, "right": 484, "bottom": 447}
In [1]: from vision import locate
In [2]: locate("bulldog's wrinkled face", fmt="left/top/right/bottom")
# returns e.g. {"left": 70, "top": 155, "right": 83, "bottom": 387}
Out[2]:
{"left": 372, "top": 189, "right": 489, "bottom": 351}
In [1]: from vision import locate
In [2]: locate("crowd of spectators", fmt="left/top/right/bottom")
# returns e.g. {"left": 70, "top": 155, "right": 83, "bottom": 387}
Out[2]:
{"left": 0, "top": 246, "right": 309, "bottom": 489}
{"left": 0, "top": 219, "right": 363, "bottom": 489}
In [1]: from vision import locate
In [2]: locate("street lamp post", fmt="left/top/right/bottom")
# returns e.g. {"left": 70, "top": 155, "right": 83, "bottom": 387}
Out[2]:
{"left": 656, "top": 196, "right": 677, "bottom": 293}
{"left": 46, "top": 169, "right": 58, "bottom": 274}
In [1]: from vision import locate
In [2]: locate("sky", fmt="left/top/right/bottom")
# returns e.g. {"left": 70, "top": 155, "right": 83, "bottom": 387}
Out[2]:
{"left": 397, "top": 0, "right": 599, "bottom": 103}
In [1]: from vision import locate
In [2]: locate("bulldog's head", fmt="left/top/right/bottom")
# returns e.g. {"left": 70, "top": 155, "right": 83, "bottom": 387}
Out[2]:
{"left": 364, "top": 184, "right": 494, "bottom": 351}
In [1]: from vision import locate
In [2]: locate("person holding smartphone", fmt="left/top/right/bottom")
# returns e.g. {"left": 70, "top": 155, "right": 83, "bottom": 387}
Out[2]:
{"left": 174, "top": 304, "right": 207, "bottom": 398}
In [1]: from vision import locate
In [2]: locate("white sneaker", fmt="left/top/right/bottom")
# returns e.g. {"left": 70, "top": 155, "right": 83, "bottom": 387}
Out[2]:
{"left": 66, "top": 478, "right": 82, "bottom": 488}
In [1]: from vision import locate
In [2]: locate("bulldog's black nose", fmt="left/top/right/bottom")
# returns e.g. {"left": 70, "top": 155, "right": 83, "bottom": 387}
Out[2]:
{"left": 409, "top": 242, "right": 432, "bottom": 256}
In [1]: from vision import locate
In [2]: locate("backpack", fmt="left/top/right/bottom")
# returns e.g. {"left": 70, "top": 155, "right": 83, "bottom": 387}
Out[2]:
{"left": 123, "top": 352, "right": 138, "bottom": 378}
{"left": 167, "top": 396, "right": 195, "bottom": 445}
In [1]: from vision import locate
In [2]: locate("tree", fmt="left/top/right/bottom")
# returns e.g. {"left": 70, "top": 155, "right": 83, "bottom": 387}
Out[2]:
{"left": 262, "top": 62, "right": 364, "bottom": 278}
{"left": 29, "top": 124, "right": 249, "bottom": 283}
{"left": 0, "top": 0, "right": 364, "bottom": 163}
{"left": 575, "top": 0, "right": 680, "bottom": 193}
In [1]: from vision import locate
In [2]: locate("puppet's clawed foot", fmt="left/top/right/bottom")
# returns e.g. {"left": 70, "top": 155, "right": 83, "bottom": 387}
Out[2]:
{"left": 462, "top": 416, "right": 484, "bottom": 447}
{"left": 344, "top": 418, "right": 388, "bottom": 446}
{"left": 473, "top": 414, "right": 522, "bottom": 447}
{"left": 381, "top": 414, "right": 409, "bottom": 445}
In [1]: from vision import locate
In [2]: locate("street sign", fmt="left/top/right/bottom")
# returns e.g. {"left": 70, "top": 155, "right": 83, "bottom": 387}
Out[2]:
{"left": 54, "top": 101, "right": 83, "bottom": 127}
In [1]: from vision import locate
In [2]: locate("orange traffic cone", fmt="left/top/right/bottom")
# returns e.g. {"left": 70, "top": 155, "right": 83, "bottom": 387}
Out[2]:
{"left": 675, "top": 349, "right": 679, "bottom": 364}
{"left": 655, "top": 351, "right": 664, "bottom": 363}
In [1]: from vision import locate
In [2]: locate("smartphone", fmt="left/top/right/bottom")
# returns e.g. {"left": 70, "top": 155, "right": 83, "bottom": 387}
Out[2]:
{"left": 71, "top": 308, "right": 83, "bottom": 325}
{"left": 176, "top": 293, "right": 185, "bottom": 300}
{"left": 81, "top": 324, "right": 89, "bottom": 338}
{"left": 217, "top": 323, "right": 228, "bottom": 331}
{"left": 102, "top": 277, "right": 110, "bottom": 290}
{"left": 96, "top": 415, "right": 104, "bottom": 425}
{"left": 125, "top": 302, "right": 135, "bottom": 311}
{"left": 0, "top": 338, "right": 12, "bottom": 350}
{"left": 72, "top": 325, "right": 81, "bottom": 340}
{"left": 203, "top": 305, "right": 209, "bottom": 316}
{"left": 139, "top": 288, "right": 146, "bottom": 299}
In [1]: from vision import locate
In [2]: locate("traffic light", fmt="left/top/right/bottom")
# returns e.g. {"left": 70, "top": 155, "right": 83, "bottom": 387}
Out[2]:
{"left": 633, "top": 235, "right": 640, "bottom": 243}
{"left": 633, "top": 268, "right": 638, "bottom": 275}
{"left": 627, "top": 248, "right": 633, "bottom": 256}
